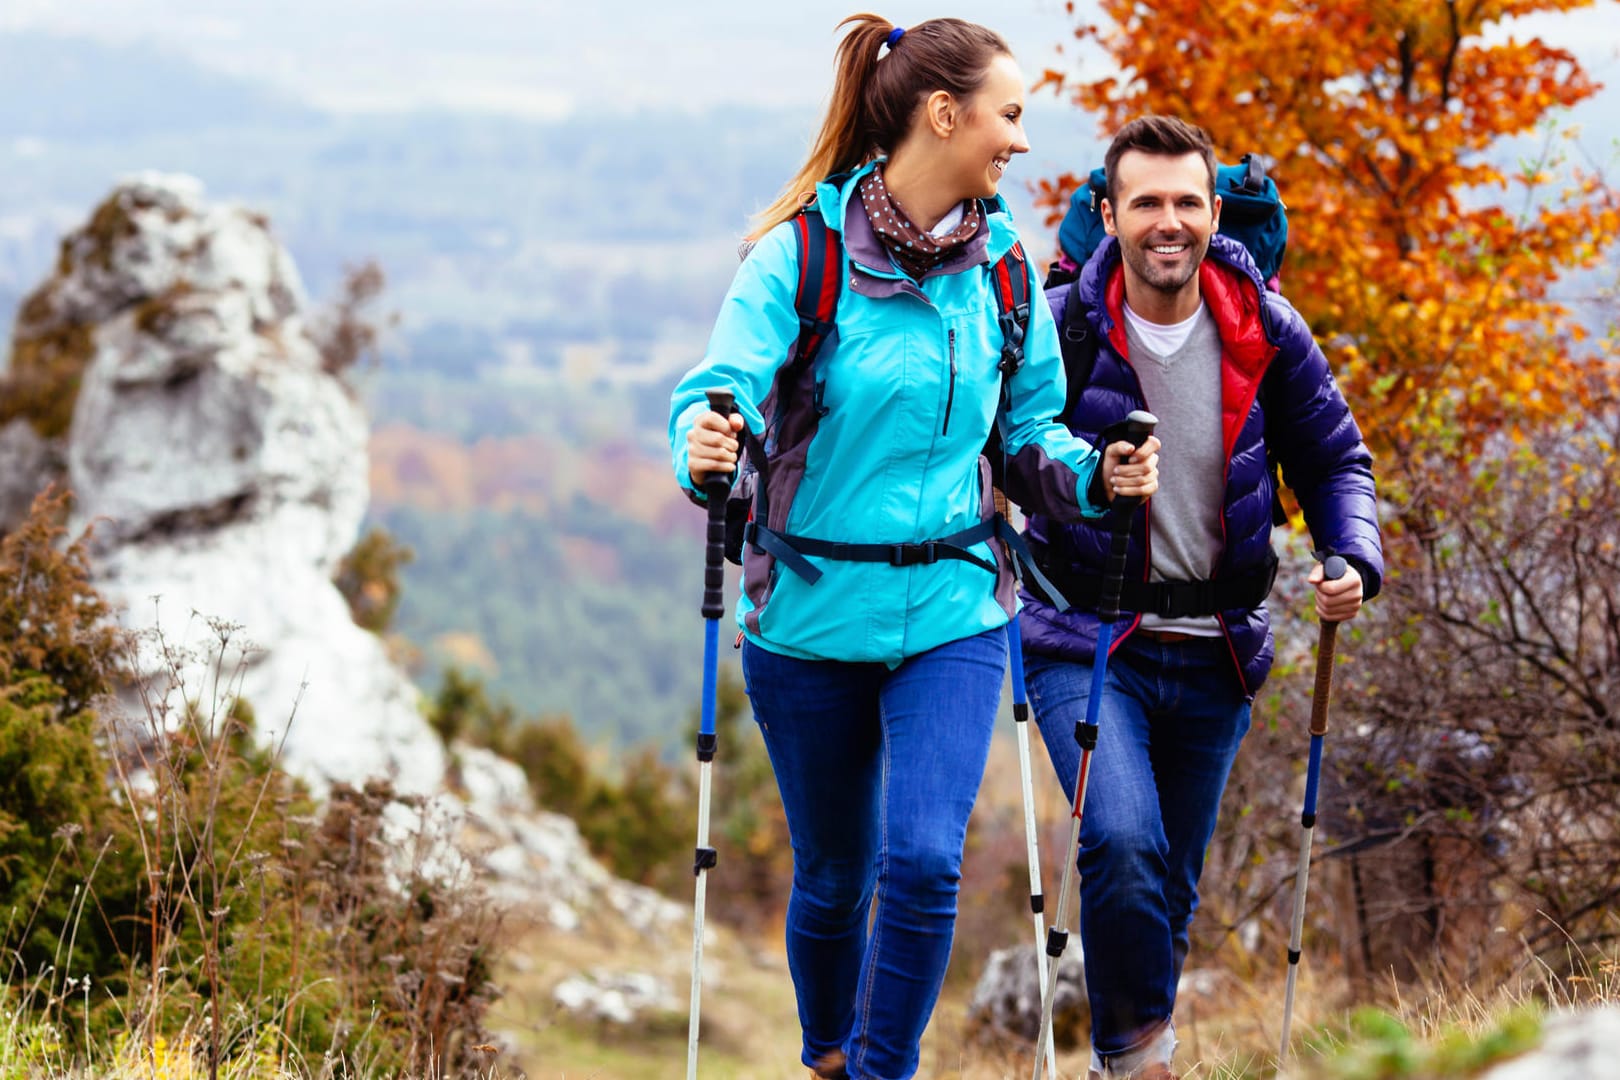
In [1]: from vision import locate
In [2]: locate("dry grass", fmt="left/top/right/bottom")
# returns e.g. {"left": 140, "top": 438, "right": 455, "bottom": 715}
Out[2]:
{"left": 484, "top": 728, "right": 1340, "bottom": 1080}
{"left": 482, "top": 703, "right": 1620, "bottom": 1080}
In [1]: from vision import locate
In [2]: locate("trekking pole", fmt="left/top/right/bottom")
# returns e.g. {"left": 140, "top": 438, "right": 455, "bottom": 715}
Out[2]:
{"left": 1278, "top": 553, "right": 1347, "bottom": 1063}
{"left": 1032, "top": 410, "right": 1157, "bottom": 1080}
{"left": 995, "top": 489, "right": 1059, "bottom": 1080}
{"left": 688, "top": 388, "right": 736, "bottom": 1080}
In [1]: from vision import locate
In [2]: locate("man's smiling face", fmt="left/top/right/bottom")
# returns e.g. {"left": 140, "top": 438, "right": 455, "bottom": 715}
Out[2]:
{"left": 1102, "top": 149, "right": 1222, "bottom": 303}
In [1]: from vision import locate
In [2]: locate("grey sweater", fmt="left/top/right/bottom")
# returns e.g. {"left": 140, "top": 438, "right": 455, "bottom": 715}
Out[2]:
{"left": 1123, "top": 304, "right": 1225, "bottom": 637}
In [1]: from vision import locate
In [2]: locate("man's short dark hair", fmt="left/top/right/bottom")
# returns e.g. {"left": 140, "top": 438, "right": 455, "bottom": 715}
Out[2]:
{"left": 1103, "top": 116, "right": 1219, "bottom": 205}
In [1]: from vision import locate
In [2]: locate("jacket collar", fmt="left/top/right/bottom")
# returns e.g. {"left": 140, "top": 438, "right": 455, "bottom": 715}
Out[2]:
{"left": 813, "top": 160, "right": 1019, "bottom": 294}
{"left": 1079, "top": 233, "right": 1277, "bottom": 360}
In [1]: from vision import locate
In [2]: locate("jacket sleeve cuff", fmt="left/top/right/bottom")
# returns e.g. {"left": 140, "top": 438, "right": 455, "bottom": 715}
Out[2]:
{"left": 1085, "top": 467, "right": 1110, "bottom": 515}
{"left": 1341, "top": 553, "right": 1382, "bottom": 601}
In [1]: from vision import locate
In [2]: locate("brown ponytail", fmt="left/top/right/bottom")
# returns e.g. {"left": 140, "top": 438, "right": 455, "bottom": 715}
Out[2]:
{"left": 747, "top": 13, "right": 1013, "bottom": 241}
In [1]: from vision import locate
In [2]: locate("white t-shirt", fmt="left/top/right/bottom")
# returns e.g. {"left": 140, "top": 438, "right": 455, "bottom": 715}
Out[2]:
{"left": 1122, "top": 300, "right": 1203, "bottom": 354}
{"left": 929, "top": 202, "right": 966, "bottom": 238}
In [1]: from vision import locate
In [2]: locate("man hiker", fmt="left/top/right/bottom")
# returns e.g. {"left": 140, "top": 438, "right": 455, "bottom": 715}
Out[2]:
{"left": 1019, "top": 115, "right": 1384, "bottom": 1080}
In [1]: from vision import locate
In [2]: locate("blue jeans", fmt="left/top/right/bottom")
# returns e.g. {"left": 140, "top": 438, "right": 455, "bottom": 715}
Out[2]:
{"left": 1024, "top": 634, "right": 1251, "bottom": 1065}
{"left": 741, "top": 629, "right": 1005, "bottom": 1080}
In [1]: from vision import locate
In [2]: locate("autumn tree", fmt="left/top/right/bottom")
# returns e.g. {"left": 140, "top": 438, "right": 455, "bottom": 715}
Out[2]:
{"left": 1039, "top": 0, "right": 1619, "bottom": 469}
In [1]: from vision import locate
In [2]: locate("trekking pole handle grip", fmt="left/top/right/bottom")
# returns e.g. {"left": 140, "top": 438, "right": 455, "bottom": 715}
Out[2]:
{"left": 701, "top": 390, "right": 737, "bottom": 620}
{"left": 1100, "top": 409, "right": 1158, "bottom": 514}
{"left": 1116, "top": 409, "right": 1159, "bottom": 453}
{"left": 1310, "top": 555, "right": 1347, "bottom": 737}
{"left": 1100, "top": 411, "right": 1157, "bottom": 622}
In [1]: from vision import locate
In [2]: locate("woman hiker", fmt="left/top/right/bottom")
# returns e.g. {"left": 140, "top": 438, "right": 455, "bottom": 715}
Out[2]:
{"left": 669, "top": 14, "right": 1160, "bottom": 1079}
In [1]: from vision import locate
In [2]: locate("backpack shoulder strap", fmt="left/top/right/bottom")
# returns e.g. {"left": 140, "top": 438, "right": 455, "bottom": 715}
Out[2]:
{"left": 744, "top": 209, "right": 841, "bottom": 478}
{"left": 727, "top": 208, "right": 845, "bottom": 567}
{"left": 1058, "top": 278, "right": 1100, "bottom": 422}
{"left": 989, "top": 240, "right": 1032, "bottom": 376}
{"left": 789, "top": 208, "right": 842, "bottom": 372}
{"left": 982, "top": 242, "right": 1032, "bottom": 502}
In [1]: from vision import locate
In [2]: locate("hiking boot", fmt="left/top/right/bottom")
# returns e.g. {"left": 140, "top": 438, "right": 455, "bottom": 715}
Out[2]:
{"left": 1089, "top": 1066, "right": 1177, "bottom": 1080}
{"left": 810, "top": 1050, "right": 849, "bottom": 1078}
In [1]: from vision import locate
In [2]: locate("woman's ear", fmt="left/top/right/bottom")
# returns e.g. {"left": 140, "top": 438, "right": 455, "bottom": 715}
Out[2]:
{"left": 922, "top": 89, "right": 956, "bottom": 139}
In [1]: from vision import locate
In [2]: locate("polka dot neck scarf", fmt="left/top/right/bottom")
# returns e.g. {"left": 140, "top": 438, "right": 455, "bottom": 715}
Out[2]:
{"left": 858, "top": 165, "right": 982, "bottom": 282}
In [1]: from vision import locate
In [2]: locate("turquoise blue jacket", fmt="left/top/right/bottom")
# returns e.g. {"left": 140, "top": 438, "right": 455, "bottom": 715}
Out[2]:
{"left": 670, "top": 162, "right": 1108, "bottom": 665}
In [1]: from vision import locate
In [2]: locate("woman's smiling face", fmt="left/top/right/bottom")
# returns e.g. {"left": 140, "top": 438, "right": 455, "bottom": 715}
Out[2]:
{"left": 941, "top": 53, "right": 1030, "bottom": 201}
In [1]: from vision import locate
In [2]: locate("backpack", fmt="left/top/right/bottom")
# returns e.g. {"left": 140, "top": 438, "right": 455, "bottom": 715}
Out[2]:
{"left": 723, "top": 202, "right": 1067, "bottom": 604}
{"left": 1048, "top": 153, "right": 1288, "bottom": 292}
{"left": 1047, "top": 153, "right": 1291, "bottom": 525}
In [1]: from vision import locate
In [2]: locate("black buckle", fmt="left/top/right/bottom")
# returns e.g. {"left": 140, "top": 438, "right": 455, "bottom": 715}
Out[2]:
{"left": 1158, "top": 580, "right": 1200, "bottom": 618}
{"left": 998, "top": 305, "right": 1029, "bottom": 373}
{"left": 889, "top": 543, "right": 939, "bottom": 567}
{"left": 1239, "top": 153, "right": 1267, "bottom": 195}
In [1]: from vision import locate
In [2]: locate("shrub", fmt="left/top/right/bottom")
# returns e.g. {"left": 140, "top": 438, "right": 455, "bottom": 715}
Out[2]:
{"left": 334, "top": 527, "right": 414, "bottom": 636}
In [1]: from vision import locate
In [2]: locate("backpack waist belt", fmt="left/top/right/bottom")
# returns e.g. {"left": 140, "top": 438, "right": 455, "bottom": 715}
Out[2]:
{"left": 746, "top": 515, "right": 1072, "bottom": 609}
{"left": 1027, "top": 543, "right": 1278, "bottom": 617}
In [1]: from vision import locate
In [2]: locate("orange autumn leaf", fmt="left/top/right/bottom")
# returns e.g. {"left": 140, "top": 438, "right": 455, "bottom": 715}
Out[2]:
{"left": 1037, "top": 0, "right": 1620, "bottom": 464}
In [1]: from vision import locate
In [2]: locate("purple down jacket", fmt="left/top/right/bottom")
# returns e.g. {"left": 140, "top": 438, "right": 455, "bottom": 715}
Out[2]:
{"left": 1019, "top": 234, "right": 1383, "bottom": 696}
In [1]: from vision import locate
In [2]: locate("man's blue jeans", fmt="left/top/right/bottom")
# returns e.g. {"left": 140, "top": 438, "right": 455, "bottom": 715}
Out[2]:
{"left": 741, "top": 628, "right": 1005, "bottom": 1080}
{"left": 1024, "top": 634, "right": 1251, "bottom": 1066}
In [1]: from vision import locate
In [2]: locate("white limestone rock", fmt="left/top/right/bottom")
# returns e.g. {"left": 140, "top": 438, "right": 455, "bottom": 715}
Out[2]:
{"left": 0, "top": 418, "right": 61, "bottom": 526}
{"left": 11, "top": 173, "right": 682, "bottom": 949}
{"left": 456, "top": 746, "right": 685, "bottom": 937}
{"left": 34, "top": 172, "right": 444, "bottom": 794}
{"left": 1477, "top": 1007, "right": 1620, "bottom": 1080}
{"left": 968, "top": 943, "right": 1089, "bottom": 1049}
{"left": 552, "top": 969, "right": 678, "bottom": 1026}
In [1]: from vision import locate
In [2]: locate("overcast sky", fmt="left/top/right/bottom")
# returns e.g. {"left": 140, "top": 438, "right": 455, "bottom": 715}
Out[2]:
{"left": 3, "top": 0, "right": 1616, "bottom": 118}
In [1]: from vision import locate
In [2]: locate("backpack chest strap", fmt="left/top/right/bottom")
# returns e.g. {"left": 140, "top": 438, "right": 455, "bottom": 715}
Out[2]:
{"left": 744, "top": 515, "right": 1073, "bottom": 612}
{"left": 744, "top": 518, "right": 1001, "bottom": 585}
{"left": 1026, "top": 542, "right": 1278, "bottom": 616}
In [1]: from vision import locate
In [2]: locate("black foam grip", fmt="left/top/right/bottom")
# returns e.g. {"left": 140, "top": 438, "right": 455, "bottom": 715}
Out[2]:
{"left": 699, "top": 390, "right": 737, "bottom": 619}
{"left": 1100, "top": 517, "right": 1133, "bottom": 623}
{"left": 1099, "top": 411, "right": 1156, "bottom": 623}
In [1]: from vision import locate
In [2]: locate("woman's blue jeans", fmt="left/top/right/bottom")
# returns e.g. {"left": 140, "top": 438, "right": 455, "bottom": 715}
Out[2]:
{"left": 741, "top": 628, "right": 1005, "bottom": 1080}
{"left": 1024, "top": 634, "right": 1250, "bottom": 1066}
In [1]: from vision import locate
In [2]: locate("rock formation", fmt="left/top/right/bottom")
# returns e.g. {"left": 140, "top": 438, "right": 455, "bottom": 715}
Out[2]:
{"left": 0, "top": 174, "right": 684, "bottom": 953}
{"left": 4, "top": 172, "right": 442, "bottom": 791}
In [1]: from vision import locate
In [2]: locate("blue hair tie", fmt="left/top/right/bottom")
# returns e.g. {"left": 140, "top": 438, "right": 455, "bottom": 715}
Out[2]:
{"left": 886, "top": 26, "right": 906, "bottom": 48}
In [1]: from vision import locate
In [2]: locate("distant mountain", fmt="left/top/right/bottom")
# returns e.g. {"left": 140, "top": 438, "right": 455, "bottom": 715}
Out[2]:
{"left": 0, "top": 30, "right": 1098, "bottom": 314}
{"left": 0, "top": 31, "right": 322, "bottom": 139}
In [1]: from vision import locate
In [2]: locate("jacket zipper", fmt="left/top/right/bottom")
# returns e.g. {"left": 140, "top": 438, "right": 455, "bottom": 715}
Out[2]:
{"left": 943, "top": 329, "right": 957, "bottom": 436}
